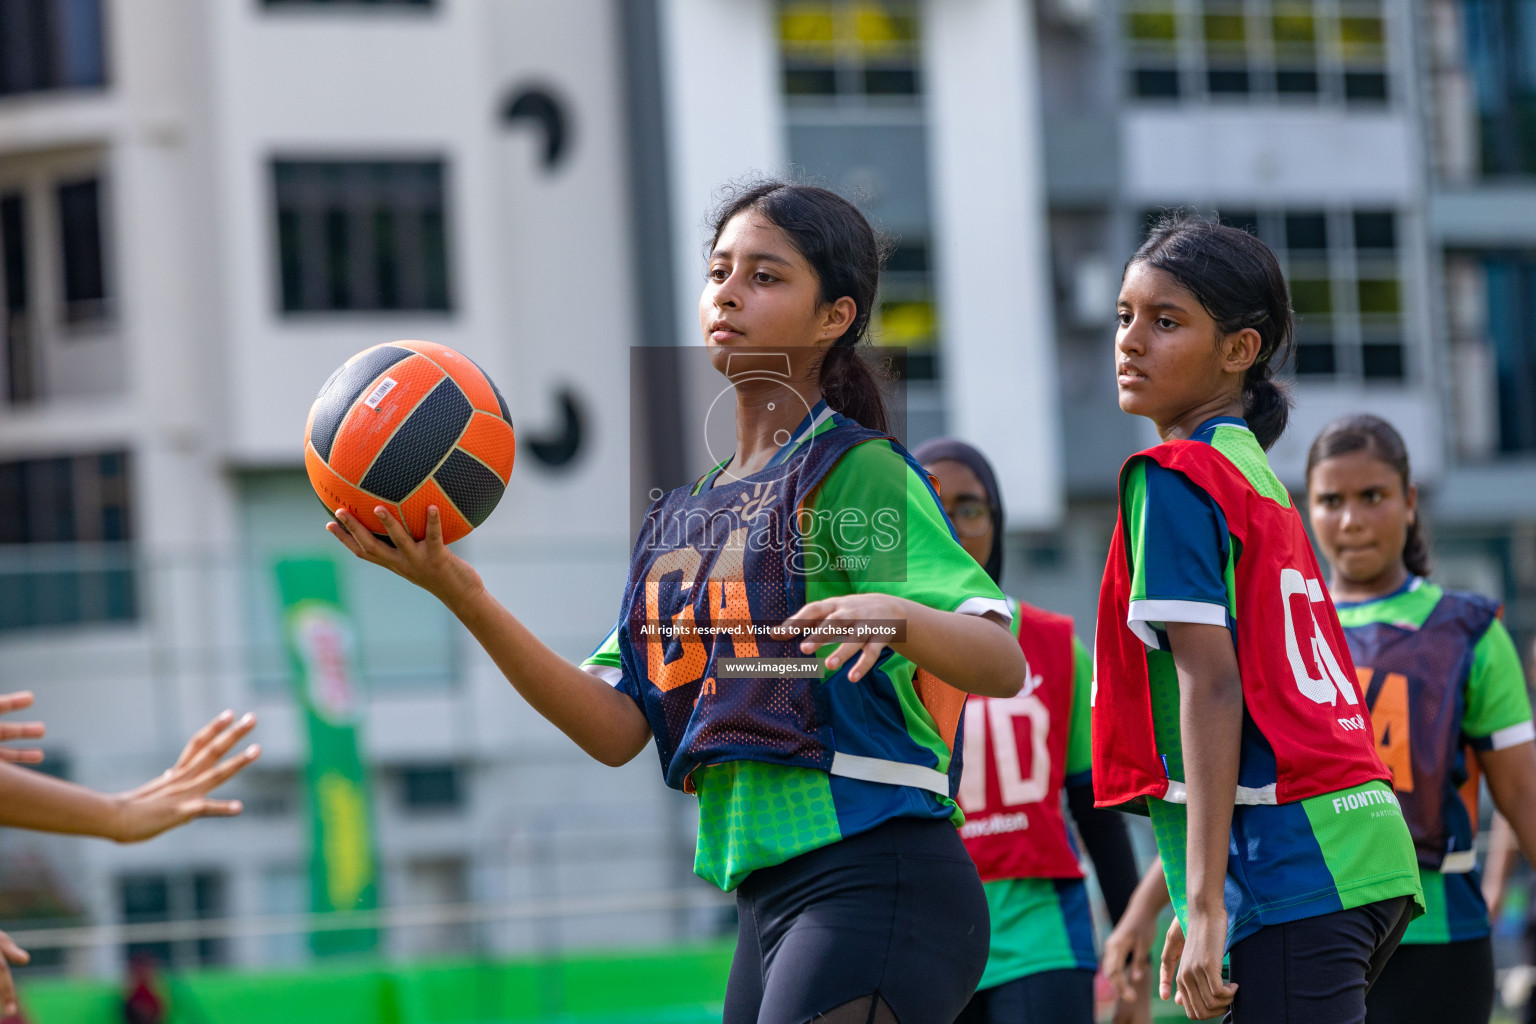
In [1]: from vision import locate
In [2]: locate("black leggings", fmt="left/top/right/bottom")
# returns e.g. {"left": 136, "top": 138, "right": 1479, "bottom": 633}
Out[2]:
{"left": 1364, "top": 937, "right": 1495, "bottom": 1024}
{"left": 1226, "top": 896, "right": 1414, "bottom": 1024}
{"left": 725, "top": 817, "right": 991, "bottom": 1024}
{"left": 953, "top": 968, "right": 1096, "bottom": 1024}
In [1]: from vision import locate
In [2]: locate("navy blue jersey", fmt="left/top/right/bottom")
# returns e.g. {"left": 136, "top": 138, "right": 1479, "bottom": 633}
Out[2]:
{"left": 1338, "top": 578, "right": 1536, "bottom": 943}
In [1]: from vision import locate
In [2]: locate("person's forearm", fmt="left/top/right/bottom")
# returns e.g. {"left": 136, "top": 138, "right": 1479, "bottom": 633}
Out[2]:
{"left": 1125, "top": 856, "right": 1172, "bottom": 926}
{"left": 1485, "top": 814, "right": 1517, "bottom": 907}
{"left": 1182, "top": 672, "right": 1241, "bottom": 916}
{"left": 447, "top": 587, "right": 652, "bottom": 766}
{"left": 0, "top": 762, "right": 125, "bottom": 839}
{"left": 1483, "top": 743, "right": 1536, "bottom": 874}
{"left": 891, "top": 600, "right": 1024, "bottom": 697}
{"left": 1166, "top": 621, "right": 1243, "bottom": 920}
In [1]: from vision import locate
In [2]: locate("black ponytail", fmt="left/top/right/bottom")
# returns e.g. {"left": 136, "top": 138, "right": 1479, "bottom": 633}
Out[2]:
{"left": 1306, "top": 414, "right": 1433, "bottom": 578}
{"left": 709, "top": 179, "right": 890, "bottom": 433}
{"left": 1128, "top": 212, "right": 1295, "bottom": 450}
{"left": 816, "top": 343, "right": 890, "bottom": 434}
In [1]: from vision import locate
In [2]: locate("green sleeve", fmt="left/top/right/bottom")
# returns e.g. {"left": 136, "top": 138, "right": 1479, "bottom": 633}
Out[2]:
{"left": 802, "top": 439, "right": 1006, "bottom": 616}
{"left": 580, "top": 624, "right": 623, "bottom": 673}
{"left": 1121, "top": 460, "right": 1149, "bottom": 598}
{"left": 1464, "top": 617, "right": 1535, "bottom": 749}
{"left": 1065, "top": 635, "right": 1093, "bottom": 778}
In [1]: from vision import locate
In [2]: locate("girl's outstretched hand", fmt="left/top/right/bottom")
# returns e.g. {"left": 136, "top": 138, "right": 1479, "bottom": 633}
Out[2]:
{"left": 774, "top": 593, "right": 905, "bottom": 682}
{"left": 0, "top": 691, "right": 45, "bottom": 764}
{"left": 327, "top": 505, "right": 484, "bottom": 610}
{"left": 112, "top": 711, "right": 261, "bottom": 843}
{"left": 0, "top": 927, "right": 28, "bottom": 1017}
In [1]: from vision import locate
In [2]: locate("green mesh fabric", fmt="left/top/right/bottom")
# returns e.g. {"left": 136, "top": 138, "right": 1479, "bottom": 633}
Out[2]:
{"left": 1148, "top": 798, "right": 1192, "bottom": 926}
{"left": 1300, "top": 781, "right": 1424, "bottom": 914}
{"left": 691, "top": 761, "right": 841, "bottom": 891}
{"left": 1210, "top": 425, "right": 1291, "bottom": 507}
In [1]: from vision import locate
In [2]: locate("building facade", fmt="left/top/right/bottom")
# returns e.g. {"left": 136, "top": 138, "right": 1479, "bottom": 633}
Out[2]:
{"left": 0, "top": 0, "right": 1531, "bottom": 981}
{"left": 0, "top": 0, "right": 1060, "bottom": 976}
{"left": 1015, "top": 0, "right": 1536, "bottom": 651}
{"left": 0, "top": 0, "right": 689, "bottom": 976}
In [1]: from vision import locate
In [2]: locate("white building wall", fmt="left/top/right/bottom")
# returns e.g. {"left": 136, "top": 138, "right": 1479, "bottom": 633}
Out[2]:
{"left": 925, "top": 0, "right": 1064, "bottom": 529}
{"left": 209, "top": 0, "right": 500, "bottom": 463}
{"left": 1121, "top": 109, "right": 1418, "bottom": 205}
{"left": 0, "top": 0, "right": 722, "bottom": 977}
{"left": 659, "top": 0, "right": 785, "bottom": 350}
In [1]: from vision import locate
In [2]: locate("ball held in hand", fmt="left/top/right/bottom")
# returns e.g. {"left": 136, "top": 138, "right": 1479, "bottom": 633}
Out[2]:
{"left": 305, "top": 340, "right": 515, "bottom": 544}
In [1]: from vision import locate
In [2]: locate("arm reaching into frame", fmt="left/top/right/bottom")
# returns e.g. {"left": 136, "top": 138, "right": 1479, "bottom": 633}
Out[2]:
{"left": 0, "top": 709, "right": 259, "bottom": 1016}
{"left": 330, "top": 506, "right": 653, "bottom": 766}
{"left": 0, "top": 710, "right": 260, "bottom": 841}
{"left": 0, "top": 691, "right": 45, "bottom": 764}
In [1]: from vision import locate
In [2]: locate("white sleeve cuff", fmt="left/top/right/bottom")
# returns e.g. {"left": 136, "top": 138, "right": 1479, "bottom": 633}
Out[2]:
{"left": 582, "top": 664, "right": 624, "bottom": 688}
{"left": 1126, "top": 599, "right": 1228, "bottom": 650}
{"left": 1489, "top": 721, "right": 1536, "bottom": 751}
{"left": 955, "top": 596, "right": 1012, "bottom": 626}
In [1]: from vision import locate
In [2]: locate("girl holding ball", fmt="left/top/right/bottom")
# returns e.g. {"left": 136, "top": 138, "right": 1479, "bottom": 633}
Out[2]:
{"left": 329, "top": 181, "right": 1027, "bottom": 1023}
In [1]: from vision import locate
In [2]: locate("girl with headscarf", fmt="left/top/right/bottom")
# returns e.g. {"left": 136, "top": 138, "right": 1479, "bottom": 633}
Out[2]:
{"left": 915, "top": 438, "right": 1141, "bottom": 1023}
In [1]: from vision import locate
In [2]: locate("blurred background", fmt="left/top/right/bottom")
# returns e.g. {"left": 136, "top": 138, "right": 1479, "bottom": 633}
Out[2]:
{"left": 0, "top": 0, "right": 1533, "bottom": 1021}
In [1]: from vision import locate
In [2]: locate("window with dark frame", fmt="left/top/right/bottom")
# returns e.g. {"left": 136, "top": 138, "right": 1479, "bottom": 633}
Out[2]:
{"left": 0, "top": 450, "right": 135, "bottom": 631}
{"left": 273, "top": 160, "right": 451, "bottom": 314}
{"left": 119, "top": 871, "right": 227, "bottom": 969}
{"left": 1123, "top": 0, "right": 1388, "bottom": 106}
{"left": 400, "top": 765, "right": 462, "bottom": 811}
{"left": 779, "top": 1, "right": 921, "bottom": 103}
{"left": 0, "top": 0, "right": 107, "bottom": 98}
{"left": 1, "top": 191, "right": 34, "bottom": 404}
{"left": 57, "top": 177, "right": 107, "bottom": 322}
{"left": 1463, "top": 0, "right": 1536, "bottom": 177}
{"left": 878, "top": 240, "right": 938, "bottom": 379}
{"left": 777, "top": 1, "right": 940, "bottom": 379}
{"left": 1126, "top": 6, "right": 1180, "bottom": 97}
{"left": 1138, "top": 206, "right": 1407, "bottom": 382}
{"left": 2, "top": 165, "right": 114, "bottom": 404}
{"left": 1470, "top": 251, "right": 1536, "bottom": 453}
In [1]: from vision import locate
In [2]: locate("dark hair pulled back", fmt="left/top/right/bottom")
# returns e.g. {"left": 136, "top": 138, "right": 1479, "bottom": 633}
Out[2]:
{"left": 1128, "top": 212, "right": 1295, "bottom": 450}
{"left": 709, "top": 179, "right": 890, "bottom": 433}
{"left": 1305, "top": 414, "right": 1432, "bottom": 578}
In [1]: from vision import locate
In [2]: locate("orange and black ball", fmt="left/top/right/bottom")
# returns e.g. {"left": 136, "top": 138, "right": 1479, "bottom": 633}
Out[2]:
{"left": 305, "top": 340, "right": 515, "bottom": 544}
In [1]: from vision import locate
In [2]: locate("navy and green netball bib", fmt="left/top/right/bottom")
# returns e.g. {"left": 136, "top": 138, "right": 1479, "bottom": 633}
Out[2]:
{"left": 613, "top": 404, "right": 957, "bottom": 798}
{"left": 1340, "top": 579, "right": 1535, "bottom": 943}
{"left": 1345, "top": 584, "right": 1498, "bottom": 871}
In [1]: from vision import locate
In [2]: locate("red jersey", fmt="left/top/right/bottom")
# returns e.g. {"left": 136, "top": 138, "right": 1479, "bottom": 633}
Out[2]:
{"left": 960, "top": 600, "right": 1084, "bottom": 881}
{"left": 1093, "top": 440, "right": 1391, "bottom": 809}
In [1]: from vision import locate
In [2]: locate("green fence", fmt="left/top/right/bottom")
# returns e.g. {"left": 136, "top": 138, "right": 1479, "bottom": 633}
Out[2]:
{"left": 17, "top": 939, "right": 1211, "bottom": 1023}
{"left": 18, "top": 943, "right": 735, "bottom": 1024}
